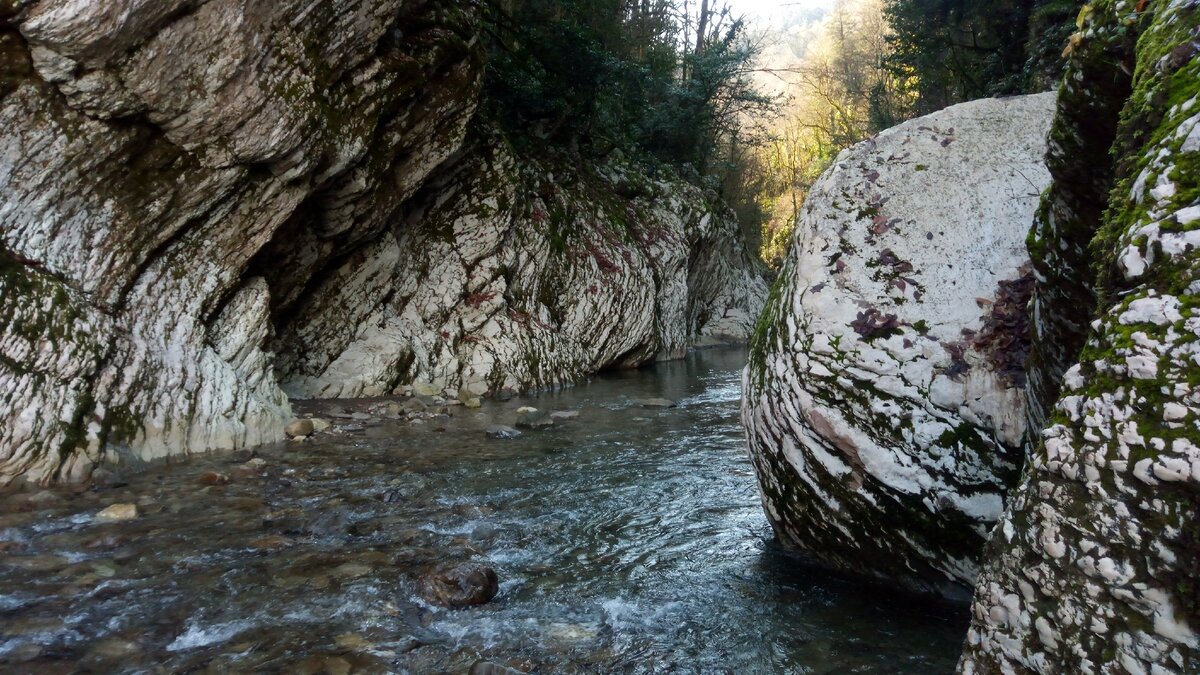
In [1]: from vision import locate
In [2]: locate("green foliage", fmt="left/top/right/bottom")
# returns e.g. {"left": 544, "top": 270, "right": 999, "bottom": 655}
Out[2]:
{"left": 880, "top": 0, "right": 1051, "bottom": 115}
{"left": 480, "top": 0, "right": 772, "bottom": 173}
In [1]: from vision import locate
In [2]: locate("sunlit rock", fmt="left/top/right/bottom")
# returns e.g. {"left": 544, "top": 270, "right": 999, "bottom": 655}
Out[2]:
{"left": 743, "top": 93, "right": 1056, "bottom": 596}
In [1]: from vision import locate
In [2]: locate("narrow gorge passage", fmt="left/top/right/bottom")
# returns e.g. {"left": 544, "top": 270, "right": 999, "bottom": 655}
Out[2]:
{"left": 0, "top": 350, "right": 965, "bottom": 672}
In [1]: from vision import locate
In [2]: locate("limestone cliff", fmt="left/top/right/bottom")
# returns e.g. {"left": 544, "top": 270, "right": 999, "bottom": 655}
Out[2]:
{"left": 270, "top": 136, "right": 767, "bottom": 400}
{"left": 0, "top": 0, "right": 766, "bottom": 485}
{"left": 742, "top": 93, "right": 1057, "bottom": 597}
{"left": 962, "top": 1, "right": 1200, "bottom": 671}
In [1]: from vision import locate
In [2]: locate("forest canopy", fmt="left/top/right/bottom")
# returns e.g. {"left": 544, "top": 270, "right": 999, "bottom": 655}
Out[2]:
{"left": 477, "top": 0, "right": 1078, "bottom": 266}
{"left": 480, "top": 0, "right": 771, "bottom": 173}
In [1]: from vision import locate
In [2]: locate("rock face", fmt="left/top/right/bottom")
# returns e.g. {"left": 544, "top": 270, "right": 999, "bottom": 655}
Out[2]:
{"left": 743, "top": 93, "right": 1057, "bottom": 596}
{"left": 962, "top": 2, "right": 1200, "bottom": 672}
{"left": 0, "top": 1, "right": 766, "bottom": 485}
{"left": 0, "top": 0, "right": 484, "bottom": 485}
{"left": 272, "top": 138, "right": 767, "bottom": 399}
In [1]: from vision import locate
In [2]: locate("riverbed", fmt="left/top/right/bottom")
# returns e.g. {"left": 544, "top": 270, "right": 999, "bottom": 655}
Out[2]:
{"left": 0, "top": 349, "right": 966, "bottom": 673}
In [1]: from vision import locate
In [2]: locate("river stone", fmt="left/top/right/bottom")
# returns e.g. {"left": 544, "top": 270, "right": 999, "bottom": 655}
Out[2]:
{"left": 550, "top": 410, "right": 579, "bottom": 420}
{"left": 514, "top": 407, "right": 553, "bottom": 429}
{"left": 418, "top": 562, "right": 499, "bottom": 608}
{"left": 486, "top": 425, "right": 522, "bottom": 440}
{"left": 95, "top": 503, "right": 138, "bottom": 522}
{"left": 285, "top": 419, "right": 315, "bottom": 438}
{"left": 962, "top": 3, "right": 1200, "bottom": 672}
{"left": 469, "top": 661, "right": 525, "bottom": 675}
{"left": 743, "top": 93, "right": 1056, "bottom": 596}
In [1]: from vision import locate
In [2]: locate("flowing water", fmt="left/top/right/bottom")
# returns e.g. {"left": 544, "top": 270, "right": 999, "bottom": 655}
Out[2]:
{"left": 0, "top": 349, "right": 966, "bottom": 673}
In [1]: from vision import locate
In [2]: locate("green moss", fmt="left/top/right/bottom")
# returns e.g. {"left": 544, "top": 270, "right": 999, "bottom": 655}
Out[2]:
{"left": 748, "top": 271, "right": 789, "bottom": 389}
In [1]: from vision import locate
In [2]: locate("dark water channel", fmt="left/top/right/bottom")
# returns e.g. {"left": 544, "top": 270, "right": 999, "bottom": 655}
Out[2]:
{"left": 0, "top": 349, "right": 966, "bottom": 673}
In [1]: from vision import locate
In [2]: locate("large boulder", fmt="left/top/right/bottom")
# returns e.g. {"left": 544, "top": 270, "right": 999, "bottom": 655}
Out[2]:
{"left": 962, "top": 2, "right": 1200, "bottom": 671}
{"left": 743, "top": 93, "right": 1056, "bottom": 596}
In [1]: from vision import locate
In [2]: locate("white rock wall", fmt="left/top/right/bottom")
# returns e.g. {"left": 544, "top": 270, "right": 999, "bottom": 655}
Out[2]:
{"left": 0, "top": 0, "right": 484, "bottom": 485}
{"left": 275, "top": 139, "right": 769, "bottom": 399}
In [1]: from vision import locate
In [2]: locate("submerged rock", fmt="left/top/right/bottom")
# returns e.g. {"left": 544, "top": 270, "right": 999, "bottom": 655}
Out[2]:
{"left": 743, "top": 93, "right": 1056, "bottom": 596}
{"left": 514, "top": 407, "right": 553, "bottom": 429}
{"left": 963, "top": 3, "right": 1200, "bottom": 672}
{"left": 636, "top": 398, "right": 676, "bottom": 409}
{"left": 418, "top": 562, "right": 499, "bottom": 608}
{"left": 486, "top": 425, "right": 522, "bottom": 440}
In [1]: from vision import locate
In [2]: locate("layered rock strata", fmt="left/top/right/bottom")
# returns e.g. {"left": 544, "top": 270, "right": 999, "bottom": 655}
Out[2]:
{"left": 0, "top": 0, "right": 765, "bottom": 485}
{"left": 273, "top": 138, "right": 766, "bottom": 399}
{"left": 962, "top": 1, "right": 1200, "bottom": 671}
{"left": 743, "top": 93, "right": 1057, "bottom": 596}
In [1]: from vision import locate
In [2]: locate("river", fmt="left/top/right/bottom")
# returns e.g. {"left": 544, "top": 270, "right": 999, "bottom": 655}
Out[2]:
{"left": 0, "top": 349, "right": 966, "bottom": 673}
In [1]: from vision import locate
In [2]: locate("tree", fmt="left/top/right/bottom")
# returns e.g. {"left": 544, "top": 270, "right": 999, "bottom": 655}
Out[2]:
{"left": 882, "top": 0, "right": 1040, "bottom": 114}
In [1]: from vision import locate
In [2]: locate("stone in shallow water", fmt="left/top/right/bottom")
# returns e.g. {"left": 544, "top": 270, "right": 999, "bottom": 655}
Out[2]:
{"left": 285, "top": 419, "right": 315, "bottom": 438}
{"left": 550, "top": 410, "right": 579, "bottom": 420}
{"left": 514, "top": 407, "right": 553, "bottom": 429}
{"left": 485, "top": 425, "right": 521, "bottom": 439}
{"left": 95, "top": 503, "right": 139, "bottom": 522}
{"left": 419, "top": 562, "right": 499, "bottom": 608}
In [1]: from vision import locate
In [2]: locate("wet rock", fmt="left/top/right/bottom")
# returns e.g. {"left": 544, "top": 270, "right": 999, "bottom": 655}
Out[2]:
{"left": 469, "top": 661, "right": 526, "bottom": 675}
{"left": 310, "top": 419, "right": 332, "bottom": 433}
{"left": 463, "top": 398, "right": 482, "bottom": 409}
{"left": 286, "top": 419, "right": 316, "bottom": 438}
{"left": 404, "top": 398, "right": 428, "bottom": 413}
{"left": 412, "top": 382, "right": 440, "bottom": 397}
{"left": 486, "top": 425, "right": 522, "bottom": 439}
{"left": 514, "top": 407, "right": 553, "bottom": 429}
{"left": 743, "top": 93, "right": 1057, "bottom": 596}
{"left": 549, "top": 410, "right": 580, "bottom": 420}
{"left": 636, "top": 398, "right": 676, "bottom": 409}
{"left": 95, "top": 503, "right": 139, "bottom": 522}
{"left": 231, "top": 458, "right": 268, "bottom": 480}
{"left": 418, "top": 562, "right": 499, "bottom": 608}
{"left": 199, "top": 471, "right": 231, "bottom": 486}
{"left": 15, "top": 490, "right": 65, "bottom": 511}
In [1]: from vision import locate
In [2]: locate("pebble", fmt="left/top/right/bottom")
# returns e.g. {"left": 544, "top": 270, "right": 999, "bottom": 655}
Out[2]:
{"left": 514, "top": 407, "right": 553, "bottom": 429}
{"left": 285, "top": 419, "right": 316, "bottom": 438}
{"left": 95, "top": 503, "right": 139, "bottom": 522}
{"left": 486, "top": 425, "right": 522, "bottom": 439}
{"left": 200, "top": 471, "right": 231, "bottom": 486}
{"left": 419, "top": 562, "right": 499, "bottom": 607}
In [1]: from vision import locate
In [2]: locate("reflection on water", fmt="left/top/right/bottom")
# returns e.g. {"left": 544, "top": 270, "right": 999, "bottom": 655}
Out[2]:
{"left": 0, "top": 349, "right": 966, "bottom": 673}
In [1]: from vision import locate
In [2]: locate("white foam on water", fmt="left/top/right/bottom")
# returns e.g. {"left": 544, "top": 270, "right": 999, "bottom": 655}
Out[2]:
{"left": 167, "top": 619, "right": 257, "bottom": 651}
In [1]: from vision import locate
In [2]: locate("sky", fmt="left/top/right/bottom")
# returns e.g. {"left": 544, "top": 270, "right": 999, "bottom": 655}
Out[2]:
{"left": 728, "top": 0, "right": 837, "bottom": 23}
